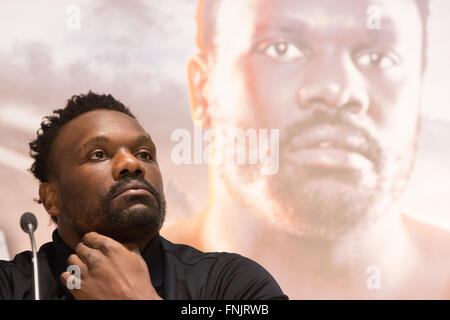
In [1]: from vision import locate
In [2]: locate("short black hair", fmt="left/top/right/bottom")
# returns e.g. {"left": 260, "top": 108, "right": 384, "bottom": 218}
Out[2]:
{"left": 30, "top": 91, "right": 136, "bottom": 183}
{"left": 29, "top": 91, "right": 136, "bottom": 222}
{"left": 195, "top": 0, "right": 429, "bottom": 72}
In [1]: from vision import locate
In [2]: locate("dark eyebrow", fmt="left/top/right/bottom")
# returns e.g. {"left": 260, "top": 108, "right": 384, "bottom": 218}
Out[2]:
{"left": 364, "top": 19, "right": 397, "bottom": 43}
{"left": 253, "top": 16, "right": 397, "bottom": 42}
{"left": 80, "top": 135, "right": 111, "bottom": 151}
{"left": 253, "top": 18, "right": 308, "bottom": 37}
{"left": 78, "top": 134, "right": 155, "bottom": 154}
{"left": 136, "top": 135, "right": 157, "bottom": 155}
{"left": 137, "top": 135, "right": 154, "bottom": 145}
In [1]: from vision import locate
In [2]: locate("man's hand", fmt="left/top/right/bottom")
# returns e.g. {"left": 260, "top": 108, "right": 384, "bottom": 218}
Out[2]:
{"left": 60, "top": 232, "right": 162, "bottom": 300}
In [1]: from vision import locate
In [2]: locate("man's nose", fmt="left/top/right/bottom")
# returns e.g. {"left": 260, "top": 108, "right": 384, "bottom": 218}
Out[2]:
{"left": 297, "top": 54, "right": 369, "bottom": 115}
{"left": 112, "top": 149, "right": 145, "bottom": 180}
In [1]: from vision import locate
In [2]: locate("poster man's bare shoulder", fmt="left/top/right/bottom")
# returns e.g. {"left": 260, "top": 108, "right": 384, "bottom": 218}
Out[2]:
{"left": 161, "top": 212, "right": 206, "bottom": 250}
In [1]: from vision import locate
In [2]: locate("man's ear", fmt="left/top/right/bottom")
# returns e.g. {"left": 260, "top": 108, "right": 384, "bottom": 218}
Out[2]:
{"left": 187, "top": 53, "right": 212, "bottom": 128}
{"left": 39, "top": 182, "right": 62, "bottom": 219}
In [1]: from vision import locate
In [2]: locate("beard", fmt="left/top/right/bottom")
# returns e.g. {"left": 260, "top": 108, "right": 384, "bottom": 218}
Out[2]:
{"left": 260, "top": 157, "right": 409, "bottom": 238}
{"left": 216, "top": 110, "right": 418, "bottom": 239}
{"left": 60, "top": 175, "right": 166, "bottom": 243}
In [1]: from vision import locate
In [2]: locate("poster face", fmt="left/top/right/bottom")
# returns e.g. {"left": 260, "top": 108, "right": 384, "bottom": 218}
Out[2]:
{"left": 0, "top": 0, "right": 449, "bottom": 299}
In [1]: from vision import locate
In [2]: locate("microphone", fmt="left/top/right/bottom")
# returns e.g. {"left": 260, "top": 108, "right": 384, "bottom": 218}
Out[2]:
{"left": 20, "top": 212, "right": 40, "bottom": 300}
{"left": 20, "top": 212, "right": 37, "bottom": 233}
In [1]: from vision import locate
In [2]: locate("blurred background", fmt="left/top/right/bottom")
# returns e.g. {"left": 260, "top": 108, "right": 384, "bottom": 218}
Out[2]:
{"left": 0, "top": 0, "right": 449, "bottom": 259}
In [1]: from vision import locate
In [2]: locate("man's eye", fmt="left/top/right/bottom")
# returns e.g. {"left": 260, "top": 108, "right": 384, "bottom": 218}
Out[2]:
{"left": 135, "top": 151, "right": 153, "bottom": 161}
{"left": 355, "top": 52, "right": 398, "bottom": 69}
{"left": 258, "top": 41, "right": 306, "bottom": 62}
{"left": 89, "top": 151, "right": 106, "bottom": 160}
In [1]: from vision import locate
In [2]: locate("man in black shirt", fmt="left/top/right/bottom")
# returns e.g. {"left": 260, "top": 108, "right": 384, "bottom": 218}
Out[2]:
{"left": 0, "top": 92, "right": 287, "bottom": 300}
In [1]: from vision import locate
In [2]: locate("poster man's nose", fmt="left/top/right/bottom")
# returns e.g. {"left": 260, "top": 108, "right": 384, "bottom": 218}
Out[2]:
{"left": 297, "top": 55, "right": 369, "bottom": 115}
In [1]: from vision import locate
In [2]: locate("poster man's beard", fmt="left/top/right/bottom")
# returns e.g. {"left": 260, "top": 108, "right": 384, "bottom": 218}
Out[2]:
{"left": 219, "top": 150, "right": 413, "bottom": 239}
{"left": 216, "top": 109, "right": 417, "bottom": 238}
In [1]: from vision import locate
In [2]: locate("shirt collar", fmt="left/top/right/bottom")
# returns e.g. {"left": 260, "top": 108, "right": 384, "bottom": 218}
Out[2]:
{"left": 49, "top": 229, "right": 165, "bottom": 296}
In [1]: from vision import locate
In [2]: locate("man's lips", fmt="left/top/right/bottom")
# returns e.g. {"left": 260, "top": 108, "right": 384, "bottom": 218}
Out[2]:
{"left": 285, "top": 147, "right": 373, "bottom": 171}
{"left": 285, "top": 124, "right": 375, "bottom": 170}
{"left": 112, "top": 181, "right": 154, "bottom": 199}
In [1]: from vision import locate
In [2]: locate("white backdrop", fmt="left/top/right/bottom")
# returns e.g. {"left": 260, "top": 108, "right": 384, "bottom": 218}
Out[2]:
{"left": 0, "top": 0, "right": 449, "bottom": 258}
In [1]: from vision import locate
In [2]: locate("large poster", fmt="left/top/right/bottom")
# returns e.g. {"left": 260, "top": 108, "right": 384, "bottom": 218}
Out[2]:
{"left": 0, "top": 0, "right": 449, "bottom": 299}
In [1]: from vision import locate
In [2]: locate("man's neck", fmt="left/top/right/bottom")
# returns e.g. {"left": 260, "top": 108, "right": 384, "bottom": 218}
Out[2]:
{"left": 200, "top": 175, "right": 416, "bottom": 297}
{"left": 56, "top": 222, "right": 152, "bottom": 253}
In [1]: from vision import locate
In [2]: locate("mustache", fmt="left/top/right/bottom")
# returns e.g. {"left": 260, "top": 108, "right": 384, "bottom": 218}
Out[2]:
{"left": 282, "top": 110, "right": 384, "bottom": 166}
{"left": 103, "top": 175, "right": 164, "bottom": 208}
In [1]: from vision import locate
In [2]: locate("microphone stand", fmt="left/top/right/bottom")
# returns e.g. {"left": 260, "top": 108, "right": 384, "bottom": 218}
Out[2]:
{"left": 25, "top": 223, "right": 40, "bottom": 300}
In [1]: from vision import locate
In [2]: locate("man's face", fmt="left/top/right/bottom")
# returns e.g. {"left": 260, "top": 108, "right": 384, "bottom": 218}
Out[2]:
{"left": 49, "top": 110, "right": 165, "bottom": 242}
{"left": 203, "top": 0, "right": 424, "bottom": 237}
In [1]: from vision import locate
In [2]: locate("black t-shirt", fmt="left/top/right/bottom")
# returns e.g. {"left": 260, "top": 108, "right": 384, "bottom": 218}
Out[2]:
{"left": 0, "top": 230, "right": 288, "bottom": 300}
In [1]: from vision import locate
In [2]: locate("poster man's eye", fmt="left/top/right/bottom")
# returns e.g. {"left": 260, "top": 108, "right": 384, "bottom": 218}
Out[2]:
{"left": 259, "top": 41, "right": 306, "bottom": 62}
{"left": 355, "top": 52, "right": 399, "bottom": 70}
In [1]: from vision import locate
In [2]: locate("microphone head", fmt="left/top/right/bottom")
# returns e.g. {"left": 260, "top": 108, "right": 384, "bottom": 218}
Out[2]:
{"left": 20, "top": 212, "right": 38, "bottom": 233}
